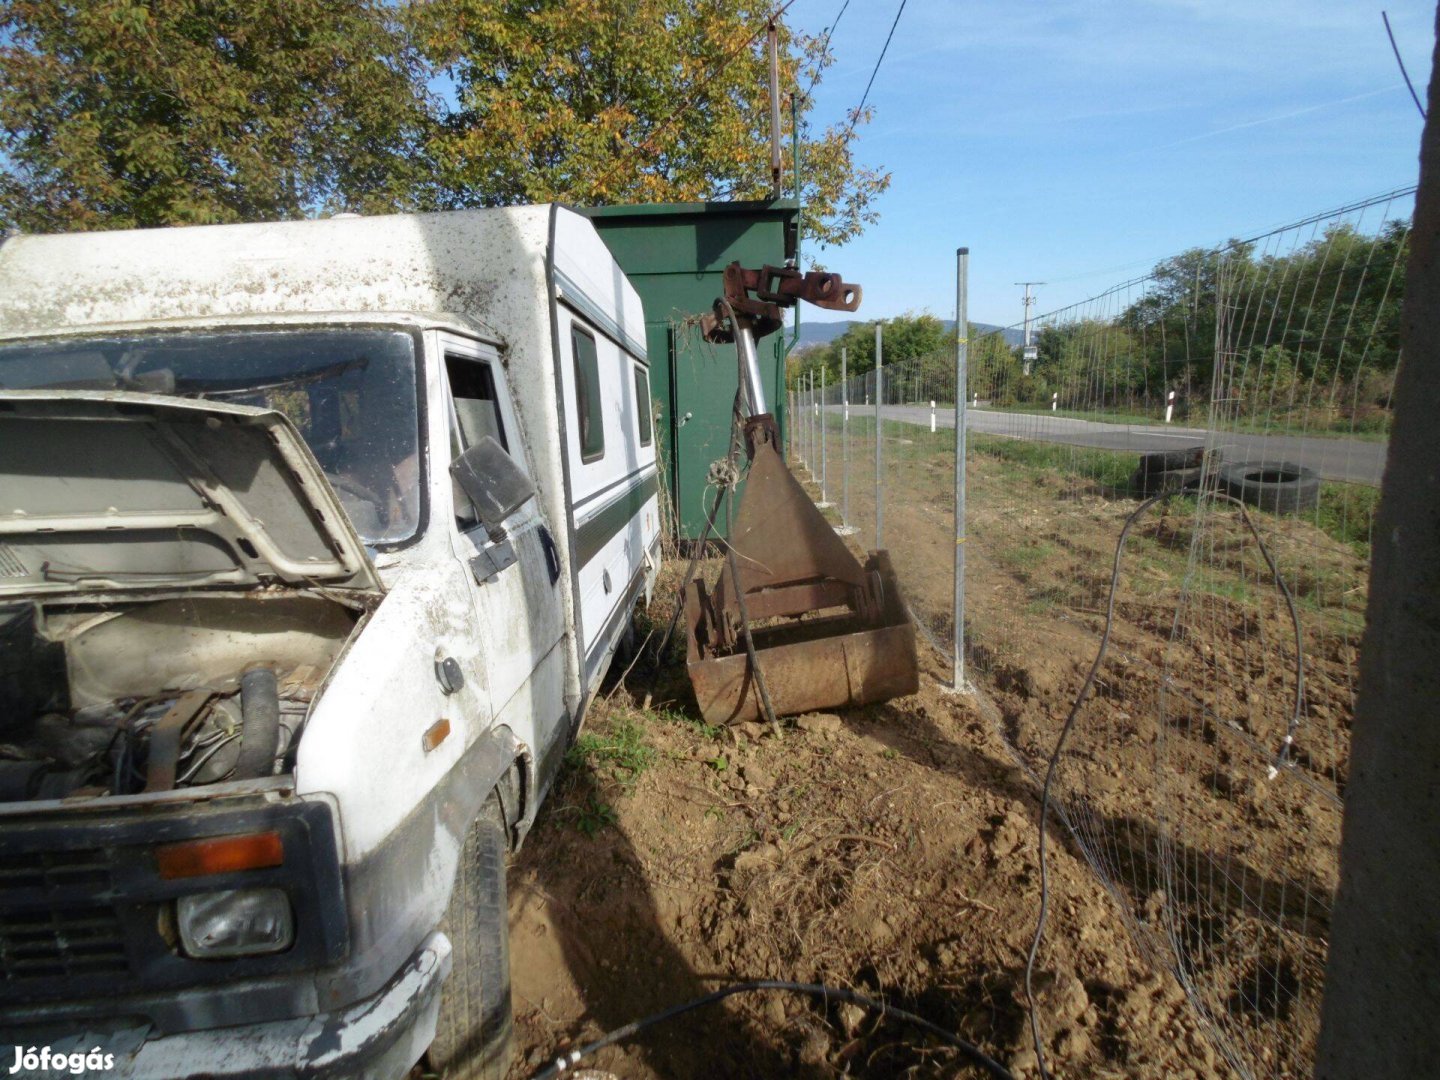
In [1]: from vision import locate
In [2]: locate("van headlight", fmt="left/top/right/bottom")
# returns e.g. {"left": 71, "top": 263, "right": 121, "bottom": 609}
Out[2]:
{"left": 177, "top": 887, "right": 295, "bottom": 958}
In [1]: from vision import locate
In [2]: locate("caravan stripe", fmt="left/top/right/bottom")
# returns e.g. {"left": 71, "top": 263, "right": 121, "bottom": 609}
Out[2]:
{"left": 575, "top": 471, "right": 658, "bottom": 567}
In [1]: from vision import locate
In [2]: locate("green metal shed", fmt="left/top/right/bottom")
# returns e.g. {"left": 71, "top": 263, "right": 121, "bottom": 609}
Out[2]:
{"left": 582, "top": 199, "right": 798, "bottom": 540}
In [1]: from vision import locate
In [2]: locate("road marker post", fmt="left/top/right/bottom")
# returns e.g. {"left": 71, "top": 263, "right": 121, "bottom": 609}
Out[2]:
{"left": 1165, "top": 390, "right": 1175, "bottom": 423}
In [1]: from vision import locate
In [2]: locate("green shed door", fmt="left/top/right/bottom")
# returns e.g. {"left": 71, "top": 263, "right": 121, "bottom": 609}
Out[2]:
{"left": 672, "top": 326, "right": 737, "bottom": 537}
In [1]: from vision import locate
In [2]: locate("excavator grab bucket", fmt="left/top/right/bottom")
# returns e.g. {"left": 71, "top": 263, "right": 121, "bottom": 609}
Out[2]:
{"left": 684, "top": 420, "right": 919, "bottom": 725}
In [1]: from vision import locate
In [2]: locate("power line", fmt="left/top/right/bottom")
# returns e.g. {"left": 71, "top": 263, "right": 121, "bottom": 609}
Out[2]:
{"left": 1382, "top": 11, "right": 1426, "bottom": 120}
{"left": 801, "top": 0, "right": 851, "bottom": 101}
{"left": 840, "top": 0, "right": 907, "bottom": 144}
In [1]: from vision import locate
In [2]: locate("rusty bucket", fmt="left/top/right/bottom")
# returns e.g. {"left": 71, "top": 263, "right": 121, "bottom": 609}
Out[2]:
{"left": 684, "top": 420, "right": 919, "bottom": 725}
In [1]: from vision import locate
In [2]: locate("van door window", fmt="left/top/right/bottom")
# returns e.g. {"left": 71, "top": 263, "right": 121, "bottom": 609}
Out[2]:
{"left": 571, "top": 326, "right": 604, "bottom": 462}
{"left": 633, "top": 364, "right": 652, "bottom": 447}
{"left": 445, "top": 354, "right": 509, "bottom": 530}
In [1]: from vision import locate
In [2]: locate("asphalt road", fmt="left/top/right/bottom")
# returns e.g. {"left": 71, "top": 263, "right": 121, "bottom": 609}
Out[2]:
{"left": 823, "top": 403, "right": 1386, "bottom": 486}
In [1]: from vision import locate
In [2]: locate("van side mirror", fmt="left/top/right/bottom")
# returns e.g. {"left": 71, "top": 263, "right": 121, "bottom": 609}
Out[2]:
{"left": 450, "top": 436, "right": 536, "bottom": 539}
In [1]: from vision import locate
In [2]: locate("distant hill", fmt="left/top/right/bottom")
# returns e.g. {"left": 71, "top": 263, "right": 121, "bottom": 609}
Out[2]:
{"left": 795, "top": 319, "right": 1023, "bottom": 351}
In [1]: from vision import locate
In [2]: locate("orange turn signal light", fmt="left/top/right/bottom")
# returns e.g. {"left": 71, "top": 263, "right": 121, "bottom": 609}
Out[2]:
{"left": 155, "top": 831, "right": 285, "bottom": 880}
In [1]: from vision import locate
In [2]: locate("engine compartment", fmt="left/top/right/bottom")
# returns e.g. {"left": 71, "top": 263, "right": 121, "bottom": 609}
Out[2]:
{"left": 0, "top": 594, "right": 357, "bottom": 803}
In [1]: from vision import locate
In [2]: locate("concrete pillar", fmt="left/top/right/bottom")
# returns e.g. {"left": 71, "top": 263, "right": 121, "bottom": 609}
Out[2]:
{"left": 1316, "top": 10, "right": 1440, "bottom": 1074}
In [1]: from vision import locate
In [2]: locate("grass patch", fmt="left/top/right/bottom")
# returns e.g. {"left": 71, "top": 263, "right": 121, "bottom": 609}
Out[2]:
{"left": 1313, "top": 483, "right": 1380, "bottom": 556}
{"left": 981, "top": 402, "right": 1391, "bottom": 441}
{"left": 999, "top": 540, "right": 1058, "bottom": 578}
{"left": 969, "top": 433, "right": 1135, "bottom": 491}
{"left": 566, "top": 713, "right": 656, "bottom": 788}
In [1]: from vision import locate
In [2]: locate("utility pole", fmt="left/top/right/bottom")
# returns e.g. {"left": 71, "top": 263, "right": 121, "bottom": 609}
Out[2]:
{"left": 767, "top": 20, "right": 782, "bottom": 199}
{"left": 1016, "top": 281, "right": 1044, "bottom": 375}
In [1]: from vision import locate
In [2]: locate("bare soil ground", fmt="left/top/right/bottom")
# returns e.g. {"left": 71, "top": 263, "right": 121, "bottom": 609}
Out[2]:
{"left": 503, "top": 570, "right": 1224, "bottom": 1079}
{"left": 496, "top": 439, "right": 1361, "bottom": 1080}
{"left": 833, "top": 435, "right": 1361, "bottom": 1078}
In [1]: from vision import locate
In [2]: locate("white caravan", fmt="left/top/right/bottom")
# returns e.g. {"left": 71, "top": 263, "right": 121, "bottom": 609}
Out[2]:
{"left": 0, "top": 206, "right": 661, "bottom": 1079}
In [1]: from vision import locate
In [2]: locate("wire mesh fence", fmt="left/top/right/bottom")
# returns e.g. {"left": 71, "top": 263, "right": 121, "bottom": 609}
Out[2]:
{"left": 797, "top": 350, "right": 960, "bottom": 660}
{"left": 785, "top": 186, "right": 1412, "bottom": 1079}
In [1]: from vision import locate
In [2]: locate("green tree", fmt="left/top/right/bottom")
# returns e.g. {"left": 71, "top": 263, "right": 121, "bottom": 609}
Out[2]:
{"left": 792, "top": 312, "right": 950, "bottom": 387}
{"left": 0, "top": 0, "right": 437, "bottom": 232}
{"left": 413, "top": 0, "right": 889, "bottom": 250}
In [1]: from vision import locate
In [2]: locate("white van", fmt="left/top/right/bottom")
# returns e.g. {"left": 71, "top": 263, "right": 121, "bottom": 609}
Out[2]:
{"left": 0, "top": 206, "right": 661, "bottom": 1078}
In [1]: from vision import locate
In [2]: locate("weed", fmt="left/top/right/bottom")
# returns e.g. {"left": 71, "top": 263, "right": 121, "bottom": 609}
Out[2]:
{"left": 664, "top": 707, "right": 723, "bottom": 741}
{"left": 566, "top": 713, "right": 656, "bottom": 788}
{"left": 574, "top": 797, "right": 618, "bottom": 837}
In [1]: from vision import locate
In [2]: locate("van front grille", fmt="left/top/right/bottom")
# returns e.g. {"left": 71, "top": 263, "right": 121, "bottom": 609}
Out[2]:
{"left": 0, "top": 905, "right": 129, "bottom": 982}
{"left": 0, "top": 848, "right": 133, "bottom": 996}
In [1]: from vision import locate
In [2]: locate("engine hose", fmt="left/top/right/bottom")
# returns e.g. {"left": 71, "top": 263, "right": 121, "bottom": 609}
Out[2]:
{"left": 233, "top": 666, "right": 280, "bottom": 780}
{"left": 529, "top": 979, "right": 1014, "bottom": 1080}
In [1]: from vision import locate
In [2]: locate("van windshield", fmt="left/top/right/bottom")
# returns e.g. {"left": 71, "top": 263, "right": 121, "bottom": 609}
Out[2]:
{"left": 0, "top": 328, "right": 423, "bottom": 546}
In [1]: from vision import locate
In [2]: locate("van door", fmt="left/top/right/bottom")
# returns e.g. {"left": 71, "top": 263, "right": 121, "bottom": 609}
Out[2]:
{"left": 440, "top": 333, "right": 568, "bottom": 784}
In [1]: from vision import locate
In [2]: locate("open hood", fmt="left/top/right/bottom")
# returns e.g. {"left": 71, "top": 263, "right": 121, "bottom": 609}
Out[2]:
{"left": 0, "top": 390, "right": 383, "bottom": 598}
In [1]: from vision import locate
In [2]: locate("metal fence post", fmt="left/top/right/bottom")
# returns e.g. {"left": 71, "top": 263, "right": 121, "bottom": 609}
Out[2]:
{"left": 805, "top": 370, "right": 813, "bottom": 469}
{"left": 875, "top": 323, "right": 884, "bottom": 548}
{"left": 841, "top": 346, "right": 850, "bottom": 526}
{"left": 954, "top": 248, "right": 970, "bottom": 690}
{"left": 809, "top": 369, "right": 816, "bottom": 473}
{"left": 820, "top": 366, "right": 829, "bottom": 505}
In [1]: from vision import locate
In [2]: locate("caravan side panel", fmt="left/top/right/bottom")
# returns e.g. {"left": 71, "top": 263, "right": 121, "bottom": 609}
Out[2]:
{"left": 550, "top": 210, "right": 660, "bottom": 690}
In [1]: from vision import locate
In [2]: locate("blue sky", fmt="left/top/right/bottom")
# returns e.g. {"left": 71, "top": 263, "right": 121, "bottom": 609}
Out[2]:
{"left": 789, "top": 0, "right": 1434, "bottom": 328}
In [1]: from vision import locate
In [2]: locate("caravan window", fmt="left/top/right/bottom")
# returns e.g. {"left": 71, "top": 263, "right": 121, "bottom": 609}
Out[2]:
{"left": 634, "top": 365, "right": 652, "bottom": 447}
{"left": 571, "top": 326, "right": 604, "bottom": 462}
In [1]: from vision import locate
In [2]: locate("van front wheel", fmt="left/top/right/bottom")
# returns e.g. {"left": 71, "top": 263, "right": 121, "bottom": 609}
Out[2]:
{"left": 429, "top": 794, "right": 512, "bottom": 1080}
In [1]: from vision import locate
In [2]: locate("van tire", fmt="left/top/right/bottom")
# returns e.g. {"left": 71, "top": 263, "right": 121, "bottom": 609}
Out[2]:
{"left": 1218, "top": 461, "right": 1321, "bottom": 514}
{"left": 429, "top": 795, "right": 512, "bottom": 1080}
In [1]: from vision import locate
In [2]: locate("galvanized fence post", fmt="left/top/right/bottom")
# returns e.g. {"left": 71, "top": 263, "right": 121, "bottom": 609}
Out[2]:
{"left": 809, "top": 369, "right": 816, "bottom": 475}
{"left": 805, "top": 370, "right": 813, "bottom": 470}
{"left": 841, "top": 346, "right": 850, "bottom": 527}
{"left": 954, "top": 247, "right": 969, "bottom": 690}
{"left": 875, "top": 323, "right": 884, "bottom": 548}
{"left": 820, "top": 366, "right": 829, "bottom": 505}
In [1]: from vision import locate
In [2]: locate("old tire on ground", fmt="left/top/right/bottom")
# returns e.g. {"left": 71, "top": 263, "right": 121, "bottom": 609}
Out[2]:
{"left": 429, "top": 795, "right": 512, "bottom": 1080}
{"left": 1131, "top": 464, "right": 1204, "bottom": 496}
{"left": 1137, "top": 445, "right": 1206, "bottom": 474}
{"left": 1218, "top": 461, "right": 1321, "bottom": 514}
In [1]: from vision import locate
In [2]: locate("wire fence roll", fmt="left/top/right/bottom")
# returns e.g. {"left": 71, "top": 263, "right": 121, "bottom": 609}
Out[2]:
{"left": 786, "top": 186, "right": 1411, "bottom": 1079}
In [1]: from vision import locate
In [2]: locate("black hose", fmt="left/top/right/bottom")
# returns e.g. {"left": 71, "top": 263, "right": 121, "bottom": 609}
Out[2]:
{"left": 528, "top": 979, "right": 1015, "bottom": 1080}
{"left": 1024, "top": 491, "right": 1168, "bottom": 1080}
{"left": 1022, "top": 487, "right": 1307, "bottom": 1078}
{"left": 233, "top": 665, "right": 280, "bottom": 780}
